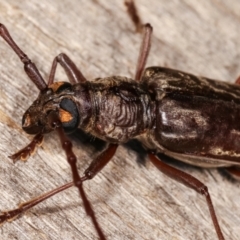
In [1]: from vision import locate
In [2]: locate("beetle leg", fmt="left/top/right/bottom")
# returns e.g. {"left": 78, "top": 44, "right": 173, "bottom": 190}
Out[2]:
{"left": 8, "top": 133, "right": 43, "bottom": 163}
{"left": 0, "top": 181, "right": 74, "bottom": 225}
{"left": 135, "top": 23, "right": 152, "bottom": 81}
{"left": 48, "top": 111, "right": 111, "bottom": 239}
{"left": 224, "top": 167, "right": 240, "bottom": 180}
{"left": 148, "top": 152, "right": 225, "bottom": 240}
{"left": 0, "top": 144, "right": 118, "bottom": 240}
{"left": 48, "top": 53, "right": 87, "bottom": 85}
{"left": 83, "top": 143, "right": 118, "bottom": 179}
{"left": 124, "top": 0, "right": 143, "bottom": 33}
{"left": 235, "top": 76, "right": 240, "bottom": 85}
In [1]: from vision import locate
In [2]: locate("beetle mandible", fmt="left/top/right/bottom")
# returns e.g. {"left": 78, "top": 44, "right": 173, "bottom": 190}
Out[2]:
{"left": 0, "top": 11, "right": 240, "bottom": 240}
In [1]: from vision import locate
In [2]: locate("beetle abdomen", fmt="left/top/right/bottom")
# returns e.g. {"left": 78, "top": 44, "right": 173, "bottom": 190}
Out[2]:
{"left": 156, "top": 94, "right": 240, "bottom": 164}
{"left": 142, "top": 67, "right": 240, "bottom": 166}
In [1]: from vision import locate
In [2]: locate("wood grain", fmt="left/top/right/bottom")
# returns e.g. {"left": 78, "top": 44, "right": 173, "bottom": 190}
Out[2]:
{"left": 0, "top": 0, "right": 240, "bottom": 239}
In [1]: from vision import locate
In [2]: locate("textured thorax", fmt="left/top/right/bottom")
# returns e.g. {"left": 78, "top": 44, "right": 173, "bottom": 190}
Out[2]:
{"left": 84, "top": 76, "right": 153, "bottom": 143}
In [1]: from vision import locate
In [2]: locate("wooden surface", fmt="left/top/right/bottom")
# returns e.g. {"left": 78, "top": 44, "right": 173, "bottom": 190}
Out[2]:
{"left": 0, "top": 1, "right": 240, "bottom": 239}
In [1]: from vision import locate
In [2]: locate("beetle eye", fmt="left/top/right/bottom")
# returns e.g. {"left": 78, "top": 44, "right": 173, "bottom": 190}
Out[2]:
{"left": 59, "top": 98, "right": 79, "bottom": 134}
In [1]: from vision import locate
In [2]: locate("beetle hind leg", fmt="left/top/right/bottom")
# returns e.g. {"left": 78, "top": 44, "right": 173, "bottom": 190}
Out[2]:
{"left": 148, "top": 152, "right": 225, "bottom": 240}
{"left": 224, "top": 166, "right": 240, "bottom": 181}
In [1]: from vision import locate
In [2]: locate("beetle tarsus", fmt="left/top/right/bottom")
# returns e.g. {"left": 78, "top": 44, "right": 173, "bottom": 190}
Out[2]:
{"left": 9, "top": 134, "right": 43, "bottom": 163}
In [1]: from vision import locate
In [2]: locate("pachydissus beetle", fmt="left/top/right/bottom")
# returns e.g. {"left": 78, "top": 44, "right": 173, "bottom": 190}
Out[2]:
{"left": 0, "top": 19, "right": 239, "bottom": 240}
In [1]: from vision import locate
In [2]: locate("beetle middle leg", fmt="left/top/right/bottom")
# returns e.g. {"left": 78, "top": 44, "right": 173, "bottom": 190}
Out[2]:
{"left": 148, "top": 152, "right": 225, "bottom": 240}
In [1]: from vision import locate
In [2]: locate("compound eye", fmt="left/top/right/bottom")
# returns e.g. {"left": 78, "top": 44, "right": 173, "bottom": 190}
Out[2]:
{"left": 59, "top": 98, "right": 79, "bottom": 134}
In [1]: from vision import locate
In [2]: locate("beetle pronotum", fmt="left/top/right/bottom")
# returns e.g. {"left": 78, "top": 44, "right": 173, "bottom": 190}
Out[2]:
{"left": 0, "top": 2, "right": 240, "bottom": 240}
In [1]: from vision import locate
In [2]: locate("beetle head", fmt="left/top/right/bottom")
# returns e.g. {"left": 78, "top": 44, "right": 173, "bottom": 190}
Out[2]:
{"left": 22, "top": 82, "right": 80, "bottom": 135}
{"left": 22, "top": 88, "right": 57, "bottom": 134}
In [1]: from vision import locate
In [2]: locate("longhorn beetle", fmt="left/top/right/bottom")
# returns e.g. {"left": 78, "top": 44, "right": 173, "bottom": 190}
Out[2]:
{"left": 0, "top": 11, "right": 240, "bottom": 240}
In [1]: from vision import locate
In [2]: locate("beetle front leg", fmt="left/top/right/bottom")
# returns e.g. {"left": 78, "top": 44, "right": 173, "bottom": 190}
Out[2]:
{"left": 48, "top": 111, "right": 120, "bottom": 240}
{"left": 0, "top": 143, "right": 118, "bottom": 233}
{"left": 0, "top": 182, "right": 74, "bottom": 225}
{"left": 48, "top": 53, "right": 87, "bottom": 85}
{"left": 148, "top": 152, "right": 225, "bottom": 240}
{"left": 9, "top": 133, "right": 44, "bottom": 163}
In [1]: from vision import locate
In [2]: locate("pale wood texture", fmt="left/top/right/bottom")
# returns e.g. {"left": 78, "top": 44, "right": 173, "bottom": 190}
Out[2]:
{"left": 0, "top": 1, "right": 240, "bottom": 240}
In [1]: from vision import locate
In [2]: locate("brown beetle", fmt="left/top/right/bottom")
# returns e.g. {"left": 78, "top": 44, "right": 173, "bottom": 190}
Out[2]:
{"left": 0, "top": 2, "right": 240, "bottom": 239}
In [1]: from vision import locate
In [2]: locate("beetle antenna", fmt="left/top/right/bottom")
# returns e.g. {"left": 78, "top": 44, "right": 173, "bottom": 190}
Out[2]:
{"left": 0, "top": 23, "right": 47, "bottom": 91}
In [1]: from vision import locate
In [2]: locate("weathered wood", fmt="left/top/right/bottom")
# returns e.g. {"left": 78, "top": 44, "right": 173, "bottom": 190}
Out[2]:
{"left": 0, "top": 0, "right": 240, "bottom": 239}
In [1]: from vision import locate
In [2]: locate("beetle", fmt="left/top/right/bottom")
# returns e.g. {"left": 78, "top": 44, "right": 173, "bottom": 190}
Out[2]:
{"left": 0, "top": 8, "right": 240, "bottom": 240}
